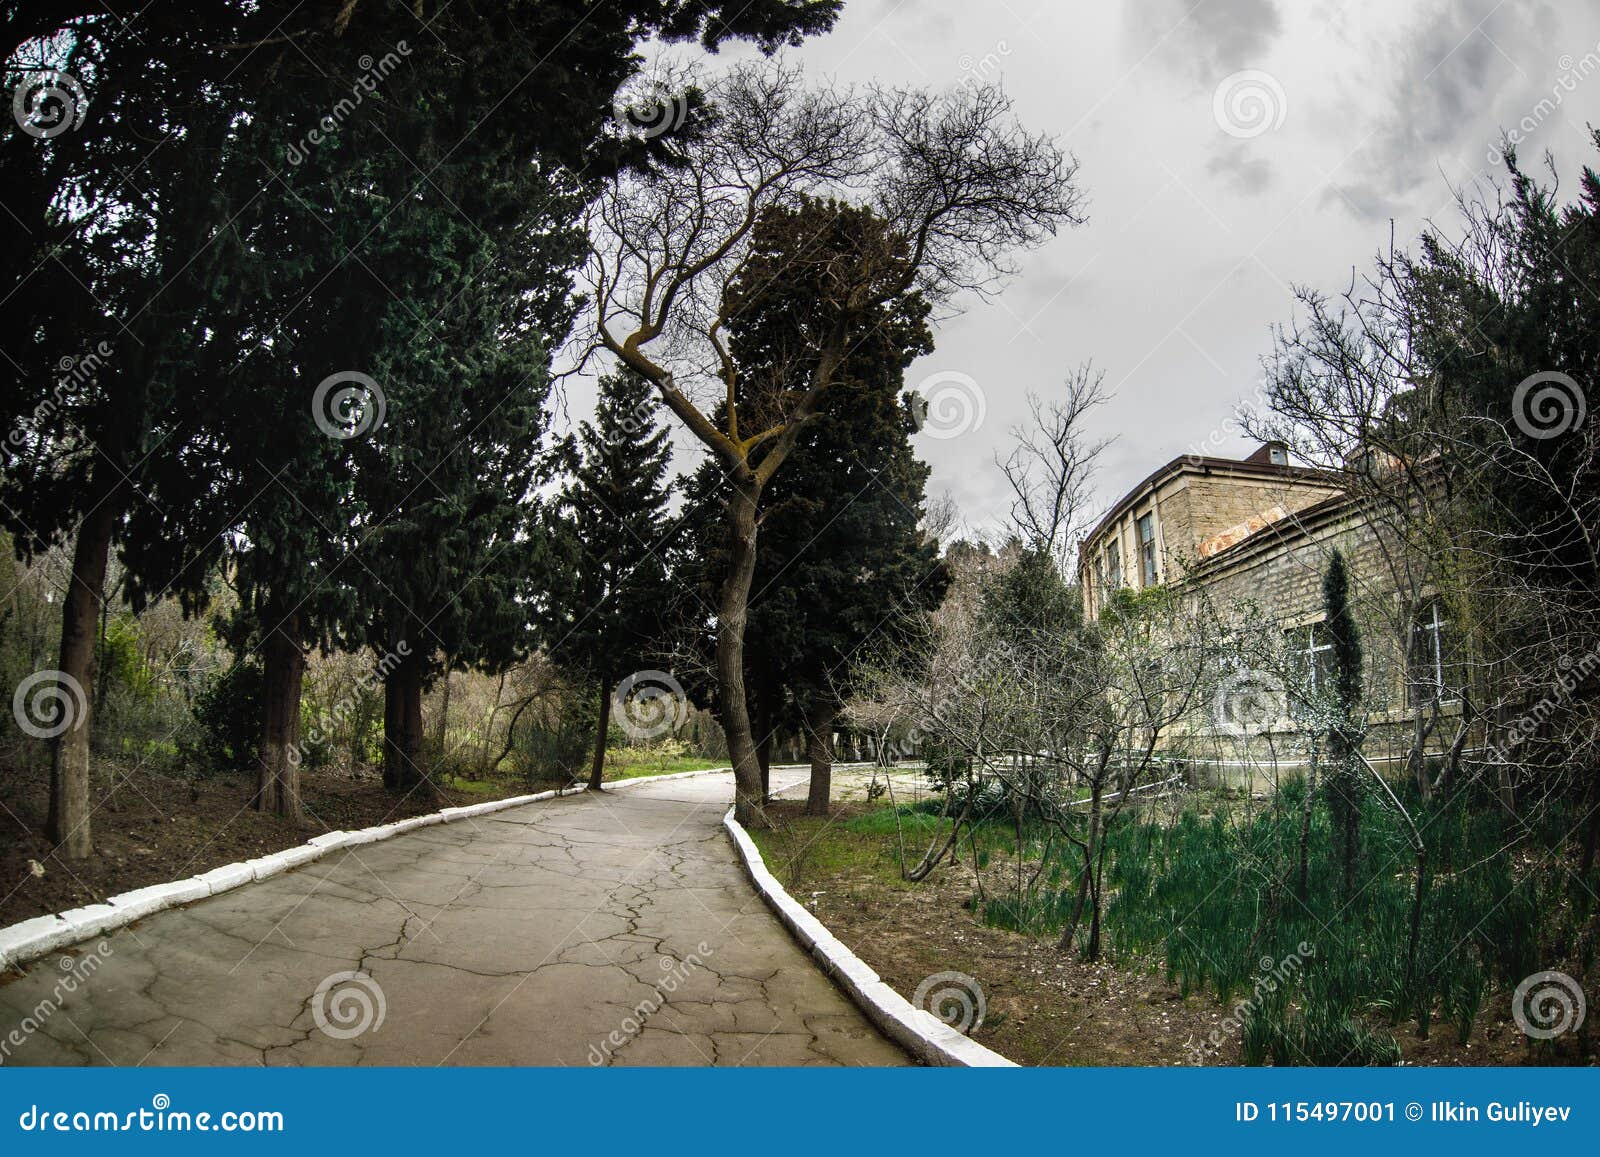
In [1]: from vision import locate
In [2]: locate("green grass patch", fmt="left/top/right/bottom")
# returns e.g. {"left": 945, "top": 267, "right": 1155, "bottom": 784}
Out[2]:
{"left": 602, "top": 750, "right": 728, "bottom": 781}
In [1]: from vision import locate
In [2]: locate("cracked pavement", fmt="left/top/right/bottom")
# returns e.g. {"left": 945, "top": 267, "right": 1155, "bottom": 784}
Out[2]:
{"left": 0, "top": 770, "right": 908, "bottom": 1066}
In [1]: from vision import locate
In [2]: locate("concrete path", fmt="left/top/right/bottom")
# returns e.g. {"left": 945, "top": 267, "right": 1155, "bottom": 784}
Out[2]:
{"left": 0, "top": 771, "right": 907, "bottom": 1066}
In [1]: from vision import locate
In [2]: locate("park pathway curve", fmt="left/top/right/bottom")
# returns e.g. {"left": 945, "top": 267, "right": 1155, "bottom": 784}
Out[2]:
{"left": 0, "top": 771, "right": 908, "bottom": 1066}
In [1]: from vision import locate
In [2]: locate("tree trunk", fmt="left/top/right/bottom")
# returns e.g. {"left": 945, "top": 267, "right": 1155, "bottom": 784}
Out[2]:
{"left": 257, "top": 607, "right": 305, "bottom": 822}
{"left": 717, "top": 476, "right": 766, "bottom": 826}
{"left": 435, "top": 661, "right": 454, "bottom": 758}
{"left": 756, "top": 723, "right": 773, "bottom": 802}
{"left": 589, "top": 677, "right": 611, "bottom": 791}
{"left": 45, "top": 501, "right": 116, "bottom": 859}
{"left": 383, "top": 644, "right": 425, "bottom": 792}
{"left": 804, "top": 700, "right": 836, "bottom": 817}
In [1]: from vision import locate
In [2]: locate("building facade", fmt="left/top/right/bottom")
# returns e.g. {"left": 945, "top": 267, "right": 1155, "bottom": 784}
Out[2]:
{"left": 1079, "top": 443, "right": 1468, "bottom": 771}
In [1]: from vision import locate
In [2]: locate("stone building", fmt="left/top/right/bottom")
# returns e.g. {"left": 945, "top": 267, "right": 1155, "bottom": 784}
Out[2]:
{"left": 1079, "top": 443, "right": 1468, "bottom": 770}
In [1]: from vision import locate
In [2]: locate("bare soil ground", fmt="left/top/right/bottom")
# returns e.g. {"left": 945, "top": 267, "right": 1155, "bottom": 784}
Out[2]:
{"left": 753, "top": 793, "right": 1584, "bottom": 1067}
{"left": 0, "top": 761, "right": 560, "bottom": 928}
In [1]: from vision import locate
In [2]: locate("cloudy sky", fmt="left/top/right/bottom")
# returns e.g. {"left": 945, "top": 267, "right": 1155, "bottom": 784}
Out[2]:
{"left": 630, "top": 0, "right": 1600, "bottom": 542}
{"left": 585, "top": 1, "right": 1600, "bottom": 544}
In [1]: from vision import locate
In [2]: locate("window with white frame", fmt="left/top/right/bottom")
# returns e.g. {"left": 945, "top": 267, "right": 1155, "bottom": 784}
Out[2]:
{"left": 1285, "top": 621, "right": 1337, "bottom": 711}
{"left": 1407, "top": 598, "right": 1461, "bottom": 707}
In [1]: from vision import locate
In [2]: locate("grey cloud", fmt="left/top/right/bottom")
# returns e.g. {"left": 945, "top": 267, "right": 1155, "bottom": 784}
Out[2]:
{"left": 1128, "top": 0, "right": 1284, "bottom": 84}
{"left": 1329, "top": 0, "right": 1563, "bottom": 221}
{"left": 1206, "top": 150, "right": 1274, "bottom": 195}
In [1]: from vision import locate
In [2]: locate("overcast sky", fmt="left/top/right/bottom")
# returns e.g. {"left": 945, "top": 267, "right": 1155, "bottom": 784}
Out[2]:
{"left": 620, "top": 0, "right": 1600, "bottom": 544}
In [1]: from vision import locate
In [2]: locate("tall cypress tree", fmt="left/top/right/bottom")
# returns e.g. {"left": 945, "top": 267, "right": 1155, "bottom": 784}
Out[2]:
{"left": 544, "top": 369, "right": 674, "bottom": 790}
{"left": 1322, "top": 549, "right": 1365, "bottom": 899}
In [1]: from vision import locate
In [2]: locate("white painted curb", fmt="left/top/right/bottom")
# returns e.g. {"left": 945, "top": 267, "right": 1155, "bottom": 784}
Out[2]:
{"left": 0, "top": 783, "right": 588, "bottom": 972}
{"left": 722, "top": 806, "right": 1017, "bottom": 1068}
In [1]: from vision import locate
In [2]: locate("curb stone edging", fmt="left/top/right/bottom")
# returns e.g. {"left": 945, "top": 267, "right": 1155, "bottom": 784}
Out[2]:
{"left": 722, "top": 805, "right": 1017, "bottom": 1068}
{"left": 0, "top": 783, "right": 590, "bottom": 972}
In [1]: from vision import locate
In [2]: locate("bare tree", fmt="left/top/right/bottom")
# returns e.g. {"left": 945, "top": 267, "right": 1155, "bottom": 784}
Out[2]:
{"left": 576, "top": 60, "right": 1084, "bottom": 824}
{"left": 998, "top": 363, "right": 1110, "bottom": 575}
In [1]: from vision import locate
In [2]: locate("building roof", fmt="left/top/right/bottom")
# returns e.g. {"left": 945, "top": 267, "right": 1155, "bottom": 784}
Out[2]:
{"left": 1080, "top": 446, "right": 1338, "bottom": 559}
{"left": 1188, "top": 488, "right": 1357, "bottom": 573}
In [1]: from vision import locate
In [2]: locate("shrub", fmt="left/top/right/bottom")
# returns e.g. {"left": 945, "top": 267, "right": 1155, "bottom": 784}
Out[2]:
{"left": 186, "top": 660, "right": 264, "bottom": 773}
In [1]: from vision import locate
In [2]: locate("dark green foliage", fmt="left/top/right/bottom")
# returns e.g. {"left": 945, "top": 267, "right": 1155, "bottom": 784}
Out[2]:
{"left": 188, "top": 661, "right": 264, "bottom": 774}
{"left": 1405, "top": 135, "right": 1600, "bottom": 600}
{"left": 680, "top": 198, "right": 947, "bottom": 748}
{"left": 508, "top": 695, "right": 596, "bottom": 789}
{"left": 544, "top": 369, "right": 675, "bottom": 728}
{"left": 1321, "top": 550, "right": 1365, "bottom": 898}
{"left": 1096, "top": 776, "right": 1587, "bottom": 1064}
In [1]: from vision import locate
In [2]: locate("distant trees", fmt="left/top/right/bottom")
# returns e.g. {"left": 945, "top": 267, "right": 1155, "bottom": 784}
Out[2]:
{"left": 545, "top": 369, "right": 675, "bottom": 791}
{"left": 581, "top": 61, "right": 1083, "bottom": 824}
